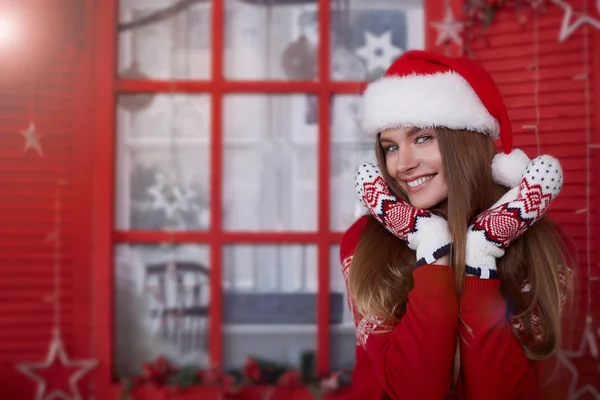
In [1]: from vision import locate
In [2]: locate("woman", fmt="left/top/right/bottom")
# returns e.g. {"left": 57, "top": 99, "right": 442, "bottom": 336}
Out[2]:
{"left": 337, "top": 51, "right": 573, "bottom": 399}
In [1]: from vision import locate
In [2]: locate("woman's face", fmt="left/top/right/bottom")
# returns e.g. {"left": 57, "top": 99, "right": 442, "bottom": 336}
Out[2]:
{"left": 380, "top": 127, "right": 448, "bottom": 209}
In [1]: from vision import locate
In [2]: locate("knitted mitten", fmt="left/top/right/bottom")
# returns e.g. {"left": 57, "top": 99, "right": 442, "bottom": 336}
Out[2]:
{"left": 355, "top": 163, "right": 451, "bottom": 267}
{"left": 466, "top": 155, "right": 563, "bottom": 279}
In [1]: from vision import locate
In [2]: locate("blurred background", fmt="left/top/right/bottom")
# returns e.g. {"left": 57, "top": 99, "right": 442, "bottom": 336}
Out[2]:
{"left": 0, "top": 0, "right": 598, "bottom": 398}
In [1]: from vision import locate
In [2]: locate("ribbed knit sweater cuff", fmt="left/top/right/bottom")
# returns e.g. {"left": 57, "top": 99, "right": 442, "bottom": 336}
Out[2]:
{"left": 460, "top": 277, "right": 505, "bottom": 312}
{"left": 411, "top": 265, "right": 455, "bottom": 299}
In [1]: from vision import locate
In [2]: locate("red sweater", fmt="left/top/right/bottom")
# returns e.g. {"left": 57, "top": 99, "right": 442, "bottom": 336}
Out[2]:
{"left": 333, "top": 216, "right": 540, "bottom": 400}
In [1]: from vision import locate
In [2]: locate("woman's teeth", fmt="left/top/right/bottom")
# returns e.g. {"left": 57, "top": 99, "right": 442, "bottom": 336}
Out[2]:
{"left": 407, "top": 175, "right": 435, "bottom": 188}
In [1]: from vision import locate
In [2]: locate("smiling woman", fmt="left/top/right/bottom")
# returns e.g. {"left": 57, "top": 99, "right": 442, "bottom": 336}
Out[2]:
{"left": 338, "top": 50, "right": 574, "bottom": 400}
{"left": 378, "top": 127, "right": 447, "bottom": 209}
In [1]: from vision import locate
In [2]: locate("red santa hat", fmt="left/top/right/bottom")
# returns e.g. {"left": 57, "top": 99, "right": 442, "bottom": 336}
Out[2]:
{"left": 362, "top": 50, "right": 529, "bottom": 188}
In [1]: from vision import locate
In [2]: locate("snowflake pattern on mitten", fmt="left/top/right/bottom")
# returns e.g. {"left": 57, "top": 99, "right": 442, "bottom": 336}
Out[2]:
{"left": 355, "top": 163, "right": 451, "bottom": 266}
{"left": 466, "top": 155, "right": 563, "bottom": 278}
{"left": 471, "top": 155, "right": 563, "bottom": 249}
{"left": 355, "top": 163, "right": 429, "bottom": 240}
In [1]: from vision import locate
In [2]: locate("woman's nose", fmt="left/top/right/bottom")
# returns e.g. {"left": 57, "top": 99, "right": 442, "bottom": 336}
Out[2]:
{"left": 395, "top": 147, "right": 419, "bottom": 174}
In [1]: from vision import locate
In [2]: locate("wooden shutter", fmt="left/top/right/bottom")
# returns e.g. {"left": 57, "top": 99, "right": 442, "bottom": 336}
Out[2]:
{"left": 0, "top": 26, "right": 94, "bottom": 400}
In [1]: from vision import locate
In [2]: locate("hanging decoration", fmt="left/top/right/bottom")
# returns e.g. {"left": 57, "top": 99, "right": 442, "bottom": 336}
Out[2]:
{"left": 461, "top": 0, "right": 549, "bottom": 55}
{"left": 0, "top": 0, "right": 85, "bottom": 88}
{"left": 430, "top": 3, "right": 464, "bottom": 47}
{"left": 118, "top": 62, "right": 154, "bottom": 112}
{"left": 20, "top": 121, "right": 44, "bottom": 156}
{"left": 557, "top": 317, "right": 600, "bottom": 399}
{"left": 462, "top": 0, "right": 549, "bottom": 29}
{"left": 281, "top": 36, "right": 318, "bottom": 80}
{"left": 16, "top": 182, "right": 98, "bottom": 400}
{"left": 461, "top": 0, "right": 600, "bottom": 52}
{"left": 550, "top": 0, "right": 600, "bottom": 42}
{"left": 355, "top": 31, "right": 404, "bottom": 74}
{"left": 17, "top": 329, "right": 98, "bottom": 400}
{"left": 146, "top": 172, "right": 197, "bottom": 220}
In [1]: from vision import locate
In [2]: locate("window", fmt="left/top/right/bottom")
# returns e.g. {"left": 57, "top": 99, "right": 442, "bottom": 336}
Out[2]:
{"left": 105, "top": 0, "right": 424, "bottom": 381}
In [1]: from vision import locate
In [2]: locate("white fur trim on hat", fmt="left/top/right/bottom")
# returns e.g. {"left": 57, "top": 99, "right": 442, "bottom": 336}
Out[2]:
{"left": 491, "top": 149, "right": 531, "bottom": 187}
{"left": 362, "top": 71, "right": 500, "bottom": 138}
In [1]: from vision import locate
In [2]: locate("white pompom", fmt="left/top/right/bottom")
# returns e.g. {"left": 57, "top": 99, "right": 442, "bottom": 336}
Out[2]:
{"left": 492, "top": 148, "right": 531, "bottom": 187}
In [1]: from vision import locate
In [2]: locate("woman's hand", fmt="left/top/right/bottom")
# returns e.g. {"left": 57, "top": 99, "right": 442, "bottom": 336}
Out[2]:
{"left": 466, "top": 155, "right": 563, "bottom": 278}
{"left": 355, "top": 163, "right": 451, "bottom": 267}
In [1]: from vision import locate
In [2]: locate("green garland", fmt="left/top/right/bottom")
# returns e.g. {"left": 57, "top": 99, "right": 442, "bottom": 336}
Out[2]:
{"left": 119, "top": 353, "right": 352, "bottom": 400}
{"left": 462, "top": 0, "right": 550, "bottom": 56}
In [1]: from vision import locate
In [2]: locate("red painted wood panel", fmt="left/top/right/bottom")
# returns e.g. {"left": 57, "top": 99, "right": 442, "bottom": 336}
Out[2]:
{"left": 0, "top": 26, "right": 95, "bottom": 400}
{"left": 467, "top": 1, "right": 600, "bottom": 397}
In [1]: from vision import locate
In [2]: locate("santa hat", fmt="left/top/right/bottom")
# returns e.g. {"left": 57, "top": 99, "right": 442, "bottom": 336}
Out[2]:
{"left": 362, "top": 50, "right": 529, "bottom": 188}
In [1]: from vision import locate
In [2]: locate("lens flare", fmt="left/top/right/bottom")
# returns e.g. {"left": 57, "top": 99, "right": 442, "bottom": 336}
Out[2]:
{"left": 0, "top": 13, "right": 17, "bottom": 46}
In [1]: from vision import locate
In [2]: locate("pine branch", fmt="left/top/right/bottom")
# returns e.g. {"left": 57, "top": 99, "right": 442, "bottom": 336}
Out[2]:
{"left": 118, "top": 0, "right": 207, "bottom": 32}
{"left": 117, "top": 0, "right": 313, "bottom": 32}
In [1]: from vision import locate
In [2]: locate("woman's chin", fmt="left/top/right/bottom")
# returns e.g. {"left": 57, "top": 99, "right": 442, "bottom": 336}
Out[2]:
{"left": 408, "top": 192, "right": 447, "bottom": 210}
{"left": 408, "top": 198, "right": 437, "bottom": 209}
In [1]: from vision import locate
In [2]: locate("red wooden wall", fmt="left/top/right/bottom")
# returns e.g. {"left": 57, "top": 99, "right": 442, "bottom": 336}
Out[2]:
{"left": 0, "top": 2, "right": 95, "bottom": 396}
{"left": 468, "top": 9, "right": 598, "bottom": 254}
{"left": 451, "top": 1, "right": 600, "bottom": 397}
{"left": 0, "top": 0, "right": 598, "bottom": 398}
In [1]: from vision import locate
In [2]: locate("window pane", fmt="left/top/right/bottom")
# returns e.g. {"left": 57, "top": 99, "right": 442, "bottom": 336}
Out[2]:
{"left": 222, "top": 95, "right": 317, "bottom": 231}
{"left": 330, "top": 1, "right": 424, "bottom": 81}
{"left": 224, "top": 0, "right": 318, "bottom": 80}
{"left": 330, "top": 95, "right": 374, "bottom": 232}
{"left": 118, "top": 0, "right": 212, "bottom": 80}
{"left": 222, "top": 244, "right": 317, "bottom": 370}
{"left": 329, "top": 245, "right": 356, "bottom": 371}
{"left": 115, "top": 94, "right": 211, "bottom": 231}
{"left": 114, "top": 244, "right": 210, "bottom": 377}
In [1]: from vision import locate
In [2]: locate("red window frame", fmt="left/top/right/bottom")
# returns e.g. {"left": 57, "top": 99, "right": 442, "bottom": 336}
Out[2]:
{"left": 89, "top": 0, "right": 456, "bottom": 395}
{"left": 90, "top": 0, "right": 366, "bottom": 395}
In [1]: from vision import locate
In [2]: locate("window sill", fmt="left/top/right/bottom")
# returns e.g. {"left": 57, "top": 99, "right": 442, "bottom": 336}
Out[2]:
{"left": 223, "top": 323, "right": 355, "bottom": 334}
{"left": 129, "top": 385, "right": 322, "bottom": 400}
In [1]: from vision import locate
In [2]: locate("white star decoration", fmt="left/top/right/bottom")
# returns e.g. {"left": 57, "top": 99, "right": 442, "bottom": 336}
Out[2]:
{"left": 21, "top": 121, "right": 44, "bottom": 156}
{"left": 430, "top": 5, "right": 464, "bottom": 47}
{"left": 551, "top": 0, "right": 600, "bottom": 42}
{"left": 147, "top": 172, "right": 196, "bottom": 219}
{"left": 557, "top": 316, "right": 600, "bottom": 399}
{"left": 356, "top": 31, "right": 404, "bottom": 73}
{"left": 16, "top": 329, "right": 97, "bottom": 400}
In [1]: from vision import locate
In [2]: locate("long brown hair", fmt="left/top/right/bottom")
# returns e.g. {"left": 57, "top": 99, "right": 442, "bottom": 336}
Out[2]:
{"left": 347, "top": 128, "right": 573, "bottom": 361}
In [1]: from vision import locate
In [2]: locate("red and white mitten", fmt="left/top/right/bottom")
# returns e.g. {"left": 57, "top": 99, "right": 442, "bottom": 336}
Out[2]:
{"left": 466, "top": 155, "right": 563, "bottom": 279}
{"left": 355, "top": 163, "right": 451, "bottom": 267}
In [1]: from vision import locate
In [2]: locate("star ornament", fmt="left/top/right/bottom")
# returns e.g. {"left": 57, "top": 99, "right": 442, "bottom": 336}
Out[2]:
{"left": 21, "top": 121, "right": 44, "bottom": 156}
{"left": 356, "top": 30, "right": 404, "bottom": 73}
{"left": 551, "top": 0, "right": 600, "bottom": 42}
{"left": 16, "top": 331, "right": 97, "bottom": 400}
{"left": 430, "top": 6, "right": 464, "bottom": 46}
{"left": 147, "top": 172, "right": 196, "bottom": 220}
{"left": 557, "top": 316, "right": 600, "bottom": 399}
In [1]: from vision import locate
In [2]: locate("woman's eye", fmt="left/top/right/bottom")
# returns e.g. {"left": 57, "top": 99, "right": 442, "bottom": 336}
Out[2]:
{"left": 415, "top": 135, "right": 433, "bottom": 144}
{"left": 385, "top": 145, "right": 399, "bottom": 152}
